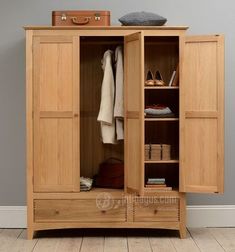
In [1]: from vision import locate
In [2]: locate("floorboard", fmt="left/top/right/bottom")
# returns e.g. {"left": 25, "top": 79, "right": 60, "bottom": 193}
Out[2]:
{"left": 8, "top": 230, "right": 38, "bottom": 252}
{"left": 34, "top": 229, "right": 83, "bottom": 252}
{"left": 80, "top": 236, "right": 104, "bottom": 252}
{"left": 209, "top": 228, "right": 235, "bottom": 251}
{"left": 127, "top": 236, "right": 152, "bottom": 252}
{"left": 0, "top": 229, "right": 22, "bottom": 252}
{"left": 104, "top": 236, "right": 128, "bottom": 252}
{"left": 188, "top": 228, "right": 225, "bottom": 252}
{"left": 170, "top": 230, "right": 201, "bottom": 252}
{"left": 0, "top": 228, "right": 234, "bottom": 252}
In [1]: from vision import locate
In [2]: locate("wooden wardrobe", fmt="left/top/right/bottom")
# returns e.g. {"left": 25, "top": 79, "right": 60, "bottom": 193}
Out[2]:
{"left": 25, "top": 26, "right": 224, "bottom": 239}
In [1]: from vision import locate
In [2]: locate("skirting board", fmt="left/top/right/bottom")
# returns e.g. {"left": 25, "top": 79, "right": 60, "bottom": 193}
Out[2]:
{"left": 187, "top": 205, "right": 235, "bottom": 228}
{"left": 0, "top": 205, "right": 235, "bottom": 228}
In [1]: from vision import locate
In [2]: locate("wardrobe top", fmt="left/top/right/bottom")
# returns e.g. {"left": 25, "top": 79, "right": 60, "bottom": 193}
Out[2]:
{"left": 24, "top": 25, "right": 188, "bottom": 31}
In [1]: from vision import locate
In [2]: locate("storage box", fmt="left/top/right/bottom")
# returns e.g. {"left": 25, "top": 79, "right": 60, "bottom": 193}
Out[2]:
{"left": 161, "top": 144, "right": 171, "bottom": 160}
{"left": 145, "top": 144, "right": 171, "bottom": 161}
{"left": 52, "top": 10, "right": 110, "bottom": 26}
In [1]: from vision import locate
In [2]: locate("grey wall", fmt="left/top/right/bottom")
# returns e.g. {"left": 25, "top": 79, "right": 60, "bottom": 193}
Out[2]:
{"left": 0, "top": 0, "right": 234, "bottom": 205}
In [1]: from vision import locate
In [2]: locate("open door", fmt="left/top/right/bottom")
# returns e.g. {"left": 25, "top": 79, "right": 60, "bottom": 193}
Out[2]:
{"left": 124, "top": 32, "right": 144, "bottom": 195}
{"left": 180, "top": 35, "right": 224, "bottom": 193}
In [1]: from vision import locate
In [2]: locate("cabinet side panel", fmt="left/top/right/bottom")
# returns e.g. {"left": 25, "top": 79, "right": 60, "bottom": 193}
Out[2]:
{"left": 26, "top": 30, "right": 34, "bottom": 239}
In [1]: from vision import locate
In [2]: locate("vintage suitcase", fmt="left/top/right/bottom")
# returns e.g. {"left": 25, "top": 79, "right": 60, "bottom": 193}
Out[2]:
{"left": 52, "top": 10, "right": 110, "bottom": 26}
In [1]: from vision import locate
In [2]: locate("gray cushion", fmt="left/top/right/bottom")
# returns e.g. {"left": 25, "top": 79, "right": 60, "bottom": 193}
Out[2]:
{"left": 119, "top": 11, "right": 167, "bottom": 26}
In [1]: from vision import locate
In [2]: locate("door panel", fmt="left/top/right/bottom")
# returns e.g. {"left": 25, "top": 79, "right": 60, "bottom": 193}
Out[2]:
{"left": 180, "top": 35, "right": 224, "bottom": 193}
{"left": 33, "top": 36, "right": 79, "bottom": 192}
{"left": 34, "top": 119, "right": 73, "bottom": 191}
{"left": 124, "top": 32, "right": 144, "bottom": 195}
{"left": 184, "top": 119, "right": 218, "bottom": 190}
{"left": 39, "top": 43, "right": 73, "bottom": 111}
{"left": 184, "top": 40, "right": 217, "bottom": 111}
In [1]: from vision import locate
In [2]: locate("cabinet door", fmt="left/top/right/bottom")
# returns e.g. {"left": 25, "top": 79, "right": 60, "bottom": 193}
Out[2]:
{"left": 180, "top": 35, "right": 224, "bottom": 193}
{"left": 124, "top": 32, "right": 144, "bottom": 195}
{"left": 33, "top": 36, "right": 79, "bottom": 192}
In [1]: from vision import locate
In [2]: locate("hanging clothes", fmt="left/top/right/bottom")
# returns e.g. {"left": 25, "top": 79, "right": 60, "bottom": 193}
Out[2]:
{"left": 114, "top": 46, "right": 124, "bottom": 140}
{"left": 97, "top": 50, "right": 116, "bottom": 144}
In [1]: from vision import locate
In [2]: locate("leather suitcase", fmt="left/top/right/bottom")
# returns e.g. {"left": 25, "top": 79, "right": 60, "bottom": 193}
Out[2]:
{"left": 52, "top": 10, "right": 110, "bottom": 26}
{"left": 94, "top": 158, "right": 124, "bottom": 189}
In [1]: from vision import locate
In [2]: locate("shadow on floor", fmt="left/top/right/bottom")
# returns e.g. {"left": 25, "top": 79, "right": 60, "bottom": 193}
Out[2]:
{"left": 36, "top": 228, "right": 180, "bottom": 238}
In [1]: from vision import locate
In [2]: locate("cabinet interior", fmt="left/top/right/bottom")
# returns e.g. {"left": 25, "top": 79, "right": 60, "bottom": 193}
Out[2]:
{"left": 144, "top": 36, "right": 179, "bottom": 84}
{"left": 145, "top": 163, "right": 179, "bottom": 189}
{"left": 145, "top": 121, "right": 179, "bottom": 160}
{"left": 144, "top": 36, "right": 179, "bottom": 191}
{"left": 80, "top": 36, "right": 124, "bottom": 180}
{"left": 80, "top": 35, "right": 180, "bottom": 191}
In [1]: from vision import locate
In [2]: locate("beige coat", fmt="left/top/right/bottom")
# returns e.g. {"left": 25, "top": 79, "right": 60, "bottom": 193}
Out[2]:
{"left": 114, "top": 46, "right": 124, "bottom": 140}
{"left": 97, "top": 50, "right": 116, "bottom": 144}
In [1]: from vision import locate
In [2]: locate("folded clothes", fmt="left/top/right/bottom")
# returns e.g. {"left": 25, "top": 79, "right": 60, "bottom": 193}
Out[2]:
{"left": 145, "top": 104, "right": 167, "bottom": 110}
{"left": 80, "top": 177, "right": 93, "bottom": 191}
{"left": 144, "top": 104, "right": 175, "bottom": 118}
{"left": 144, "top": 104, "right": 173, "bottom": 116}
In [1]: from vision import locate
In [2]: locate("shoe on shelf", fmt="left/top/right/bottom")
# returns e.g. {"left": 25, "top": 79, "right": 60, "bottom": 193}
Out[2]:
{"left": 154, "top": 70, "right": 165, "bottom": 86}
{"left": 145, "top": 70, "right": 155, "bottom": 86}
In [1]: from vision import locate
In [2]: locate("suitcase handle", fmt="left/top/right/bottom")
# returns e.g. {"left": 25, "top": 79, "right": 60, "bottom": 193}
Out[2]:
{"left": 71, "top": 17, "right": 90, "bottom": 25}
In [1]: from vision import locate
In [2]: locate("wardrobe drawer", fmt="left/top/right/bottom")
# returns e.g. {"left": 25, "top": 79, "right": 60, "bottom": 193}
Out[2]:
{"left": 134, "top": 199, "right": 179, "bottom": 222}
{"left": 34, "top": 199, "right": 127, "bottom": 222}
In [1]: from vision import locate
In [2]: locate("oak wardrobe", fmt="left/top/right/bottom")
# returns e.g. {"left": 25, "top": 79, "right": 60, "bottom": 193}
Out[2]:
{"left": 25, "top": 26, "right": 224, "bottom": 239}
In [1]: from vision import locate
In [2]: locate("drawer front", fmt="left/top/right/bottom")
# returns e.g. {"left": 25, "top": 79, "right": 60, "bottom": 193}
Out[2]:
{"left": 34, "top": 199, "right": 127, "bottom": 222}
{"left": 134, "top": 198, "right": 179, "bottom": 222}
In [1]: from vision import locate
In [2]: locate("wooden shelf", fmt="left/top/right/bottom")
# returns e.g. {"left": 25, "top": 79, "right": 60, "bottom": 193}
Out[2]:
{"left": 144, "top": 86, "right": 179, "bottom": 89}
{"left": 79, "top": 187, "right": 124, "bottom": 196}
{"left": 143, "top": 188, "right": 180, "bottom": 196}
{"left": 145, "top": 160, "right": 179, "bottom": 164}
{"left": 145, "top": 118, "right": 179, "bottom": 121}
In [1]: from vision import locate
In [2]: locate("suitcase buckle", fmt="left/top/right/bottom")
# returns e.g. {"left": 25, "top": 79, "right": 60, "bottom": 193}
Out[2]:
{"left": 61, "top": 13, "right": 67, "bottom": 21}
{"left": 94, "top": 13, "right": 101, "bottom": 21}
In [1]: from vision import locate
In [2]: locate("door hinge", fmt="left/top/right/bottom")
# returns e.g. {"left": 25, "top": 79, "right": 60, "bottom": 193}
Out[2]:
{"left": 32, "top": 111, "right": 34, "bottom": 118}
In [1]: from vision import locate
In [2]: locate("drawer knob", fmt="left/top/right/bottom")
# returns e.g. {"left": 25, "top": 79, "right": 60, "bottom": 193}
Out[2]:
{"left": 55, "top": 210, "right": 60, "bottom": 215}
{"left": 101, "top": 210, "right": 106, "bottom": 214}
{"left": 154, "top": 209, "right": 158, "bottom": 214}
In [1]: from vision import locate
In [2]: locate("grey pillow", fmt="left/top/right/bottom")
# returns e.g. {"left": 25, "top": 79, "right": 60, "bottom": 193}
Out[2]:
{"left": 119, "top": 11, "right": 167, "bottom": 26}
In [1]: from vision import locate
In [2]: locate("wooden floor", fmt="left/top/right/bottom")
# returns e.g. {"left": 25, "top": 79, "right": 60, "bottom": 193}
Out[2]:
{"left": 0, "top": 228, "right": 234, "bottom": 251}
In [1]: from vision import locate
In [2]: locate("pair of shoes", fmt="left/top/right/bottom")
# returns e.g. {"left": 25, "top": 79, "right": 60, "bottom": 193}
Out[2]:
{"left": 145, "top": 70, "right": 165, "bottom": 86}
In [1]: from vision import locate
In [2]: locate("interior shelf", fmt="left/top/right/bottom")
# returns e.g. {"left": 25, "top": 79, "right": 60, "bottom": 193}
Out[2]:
{"left": 144, "top": 188, "right": 179, "bottom": 195}
{"left": 144, "top": 86, "right": 179, "bottom": 90}
{"left": 144, "top": 160, "right": 179, "bottom": 164}
{"left": 80, "top": 187, "right": 124, "bottom": 195}
{"left": 144, "top": 118, "right": 179, "bottom": 121}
